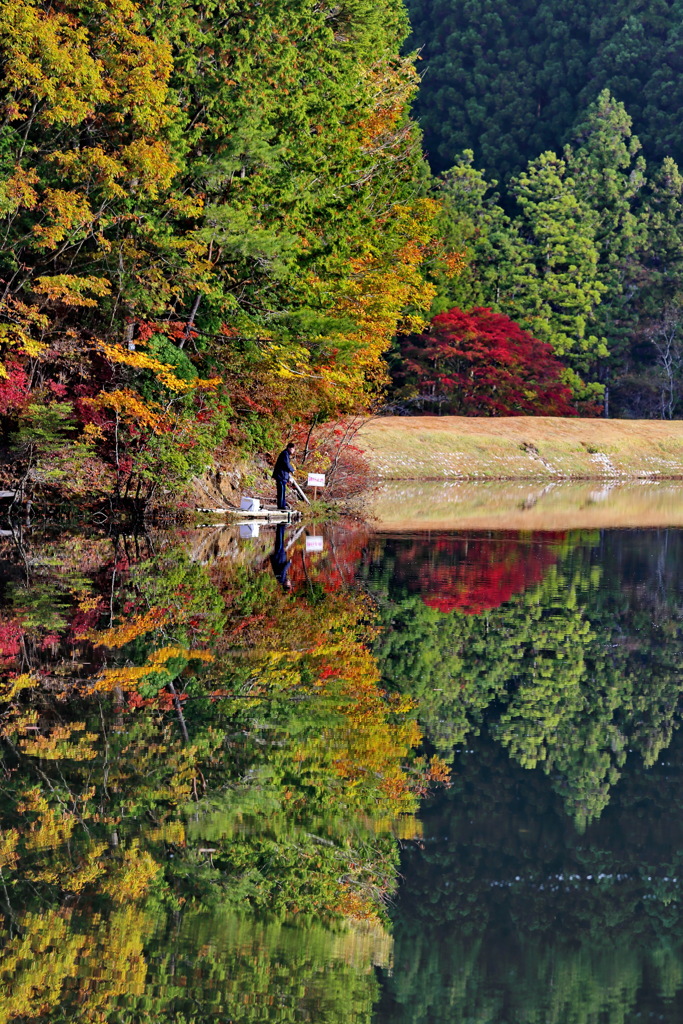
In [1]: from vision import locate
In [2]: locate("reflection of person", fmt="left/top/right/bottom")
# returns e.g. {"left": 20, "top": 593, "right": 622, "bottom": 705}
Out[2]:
{"left": 272, "top": 442, "right": 296, "bottom": 510}
{"left": 269, "top": 523, "right": 292, "bottom": 591}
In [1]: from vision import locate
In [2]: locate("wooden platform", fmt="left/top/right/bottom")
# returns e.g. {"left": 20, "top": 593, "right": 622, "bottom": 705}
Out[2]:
{"left": 196, "top": 506, "right": 302, "bottom": 523}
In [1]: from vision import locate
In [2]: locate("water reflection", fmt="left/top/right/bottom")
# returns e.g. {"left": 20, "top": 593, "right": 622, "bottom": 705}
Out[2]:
{"left": 368, "top": 529, "right": 683, "bottom": 827}
{"left": 2, "top": 518, "right": 683, "bottom": 1020}
{"left": 366, "top": 479, "right": 683, "bottom": 531}
{"left": 366, "top": 526, "right": 683, "bottom": 1024}
{"left": 269, "top": 521, "right": 293, "bottom": 590}
{"left": 376, "top": 731, "right": 683, "bottom": 1024}
{"left": 379, "top": 530, "right": 569, "bottom": 613}
{"left": 0, "top": 523, "right": 432, "bottom": 1022}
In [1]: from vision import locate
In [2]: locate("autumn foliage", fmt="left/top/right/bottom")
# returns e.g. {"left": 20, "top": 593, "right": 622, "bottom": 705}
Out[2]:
{"left": 0, "top": 520, "right": 445, "bottom": 1006}
{"left": 391, "top": 532, "right": 566, "bottom": 614}
{"left": 0, "top": 0, "right": 454, "bottom": 508}
{"left": 396, "top": 307, "right": 580, "bottom": 416}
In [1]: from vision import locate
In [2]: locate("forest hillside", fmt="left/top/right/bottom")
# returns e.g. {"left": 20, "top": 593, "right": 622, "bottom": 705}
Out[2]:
{"left": 1, "top": 1, "right": 683, "bottom": 514}
{"left": 400, "top": 1, "right": 683, "bottom": 420}
{"left": 407, "top": 0, "right": 683, "bottom": 180}
{"left": 0, "top": 0, "right": 453, "bottom": 511}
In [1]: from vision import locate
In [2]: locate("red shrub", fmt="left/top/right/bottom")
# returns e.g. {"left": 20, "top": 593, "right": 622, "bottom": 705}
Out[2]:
{"left": 0, "top": 362, "right": 29, "bottom": 415}
{"left": 398, "top": 307, "right": 580, "bottom": 416}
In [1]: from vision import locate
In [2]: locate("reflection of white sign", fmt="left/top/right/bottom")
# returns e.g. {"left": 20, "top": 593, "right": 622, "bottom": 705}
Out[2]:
{"left": 306, "top": 536, "right": 324, "bottom": 553}
{"left": 307, "top": 473, "right": 326, "bottom": 488}
{"left": 240, "top": 523, "right": 260, "bottom": 539}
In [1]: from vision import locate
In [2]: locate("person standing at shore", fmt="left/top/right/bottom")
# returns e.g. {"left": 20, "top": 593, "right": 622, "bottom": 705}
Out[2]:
{"left": 273, "top": 442, "right": 297, "bottom": 510}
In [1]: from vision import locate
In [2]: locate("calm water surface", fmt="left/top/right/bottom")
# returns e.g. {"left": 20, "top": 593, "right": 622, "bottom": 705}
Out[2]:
{"left": 1, "top": 513, "right": 683, "bottom": 1022}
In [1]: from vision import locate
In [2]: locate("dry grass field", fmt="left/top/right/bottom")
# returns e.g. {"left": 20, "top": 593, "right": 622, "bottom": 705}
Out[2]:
{"left": 357, "top": 416, "right": 683, "bottom": 481}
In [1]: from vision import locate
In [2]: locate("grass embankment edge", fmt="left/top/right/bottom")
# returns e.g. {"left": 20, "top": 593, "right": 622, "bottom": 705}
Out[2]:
{"left": 356, "top": 416, "right": 683, "bottom": 481}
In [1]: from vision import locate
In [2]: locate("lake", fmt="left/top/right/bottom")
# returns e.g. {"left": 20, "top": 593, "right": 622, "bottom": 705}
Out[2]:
{"left": 2, "top": 487, "right": 683, "bottom": 1022}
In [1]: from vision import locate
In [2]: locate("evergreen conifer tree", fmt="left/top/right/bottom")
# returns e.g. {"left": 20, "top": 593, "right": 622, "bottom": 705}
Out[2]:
{"left": 511, "top": 151, "right": 607, "bottom": 388}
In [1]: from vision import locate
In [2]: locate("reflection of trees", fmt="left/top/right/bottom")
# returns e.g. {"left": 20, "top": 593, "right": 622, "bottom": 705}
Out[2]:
{"left": 127, "top": 909, "right": 388, "bottom": 1022}
{"left": 0, "top": 527, "right": 438, "bottom": 1022}
{"left": 1, "top": 900, "right": 385, "bottom": 1023}
{"left": 376, "top": 731, "right": 683, "bottom": 1024}
{"left": 5, "top": 523, "right": 683, "bottom": 1019}
{"left": 390, "top": 531, "right": 567, "bottom": 614}
{"left": 287, "top": 523, "right": 372, "bottom": 594}
{"left": 372, "top": 530, "right": 683, "bottom": 828}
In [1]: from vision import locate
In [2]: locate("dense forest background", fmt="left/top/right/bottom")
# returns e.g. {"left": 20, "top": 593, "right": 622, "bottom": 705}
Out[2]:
{"left": 406, "top": 0, "right": 683, "bottom": 180}
{"left": 403, "top": 0, "right": 683, "bottom": 418}
{"left": 2, "top": 1, "right": 683, "bottom": 512}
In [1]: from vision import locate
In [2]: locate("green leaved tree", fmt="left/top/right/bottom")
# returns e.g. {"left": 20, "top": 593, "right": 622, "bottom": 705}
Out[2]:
{"left": 511, "top": 150, "right": 607, "bottom": 392}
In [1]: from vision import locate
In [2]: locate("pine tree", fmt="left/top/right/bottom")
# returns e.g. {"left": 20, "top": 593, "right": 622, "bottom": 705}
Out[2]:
{"left": 511, "top": 151, "right": 607, "bottom": 388}
{"left": 564, "top": 91, "right": 647, "bottom": 365}
{"left": 431, "top": 152, "right": 539, "bottom": 320}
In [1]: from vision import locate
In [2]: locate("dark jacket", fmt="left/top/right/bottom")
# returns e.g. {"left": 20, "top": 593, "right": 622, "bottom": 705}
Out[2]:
{"left": 273, "top": 448, "right": 295, "bottom": 482}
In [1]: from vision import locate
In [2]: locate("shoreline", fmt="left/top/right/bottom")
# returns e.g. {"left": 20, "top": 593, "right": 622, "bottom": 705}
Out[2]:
{"left": 356, "top": 416, "right": 683, "bottom": 482}
{"left": 363, "top": 472, "right": 683, "bottom": 481}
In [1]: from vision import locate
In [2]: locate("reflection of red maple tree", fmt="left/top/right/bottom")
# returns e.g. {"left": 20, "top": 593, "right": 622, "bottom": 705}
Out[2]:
{"left": 0, "top": 618, "right": 23, "bottom": 665}
{"left": 395, "top": 532, "right": 566, "bottom": 615}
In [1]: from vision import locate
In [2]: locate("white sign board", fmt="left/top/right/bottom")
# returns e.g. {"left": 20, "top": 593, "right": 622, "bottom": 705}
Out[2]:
{"left": 307, "top": 473, "right": 326, "bottom": 489}
{"left": 306, "top": 536, "right": 324, "bottom": 553}
{"left": 239, "top": 523, "right": 260, "bottom": 539}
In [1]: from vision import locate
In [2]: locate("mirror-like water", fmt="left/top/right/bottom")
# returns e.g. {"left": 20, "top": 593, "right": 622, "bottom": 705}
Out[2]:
{"left": 2, "top": 504, "right": 683, "bottom": 1022}
{"left": 365, "top": 479, "right": 683, "bottom": 531}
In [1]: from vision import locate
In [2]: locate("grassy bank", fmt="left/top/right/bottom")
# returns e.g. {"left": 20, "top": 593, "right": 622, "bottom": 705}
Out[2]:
{"left": 356, "top": 417, "right": 683, "bottom": 480}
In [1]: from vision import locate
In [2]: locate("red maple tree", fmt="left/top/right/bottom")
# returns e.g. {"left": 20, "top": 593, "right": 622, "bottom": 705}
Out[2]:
{"left": 397, "top": 307, "right": 579, "bottom": 416}
{"left": 0, "top": 361, "right": 29, "bottom": 416}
